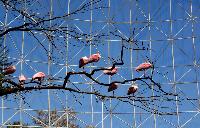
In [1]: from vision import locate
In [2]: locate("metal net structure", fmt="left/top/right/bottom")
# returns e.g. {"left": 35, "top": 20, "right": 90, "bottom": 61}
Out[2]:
{"left": 0, "top": 0, "right": 200, "bottom": 127}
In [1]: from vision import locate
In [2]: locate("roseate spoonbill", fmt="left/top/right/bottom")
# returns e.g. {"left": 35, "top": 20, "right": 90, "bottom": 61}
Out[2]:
{"left": 79, "top": 52, "right": 101, "bottom": 68}
{"left": 103, "top": 67, "right": 118, "bottom": 76}
{"left": 79, "top": 56, "right": 90, "bottom": 68}
{"left": 31, "top": 72, "right": 45, "bottom": 84}
{"left": 135, "top": 62, "right": 153, "bottom": 76}
{"left": 19, "top": 75, "right": 26, "bottom": 87}
{"left": 135, "top": 62, "right": 153, "bottom": 72}
{"left": 88, "top": 52, "right": 101, "bottom": 62}
{"left": 127, "top": 84, "right": 138, "bottom": 95}
{"left": 3, "top": 65, "right": 16, "bottom": 75}
{"left": 108, "top": 83, "right": 118, "bottom": 92}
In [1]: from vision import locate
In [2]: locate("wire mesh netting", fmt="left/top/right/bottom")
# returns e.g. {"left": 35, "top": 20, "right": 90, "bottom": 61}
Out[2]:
{"left": 0, "top": 0, "right": 200, "bottom": 127}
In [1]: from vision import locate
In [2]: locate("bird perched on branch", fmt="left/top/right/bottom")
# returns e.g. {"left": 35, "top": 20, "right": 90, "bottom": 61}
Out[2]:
{"left": 3, "top": 65, "right": 16, "bottom": 75}
{"left": 103, "top": 67, "right": 118, "bottom": 76}
{"left": 31, "top": 72, "right": 45, "bottom": 85}
{"left": 19, "top": 75, "right": 26, "bottom": 88}
{"left": 108, "top": 83, "right": 118, "bottom": 92}
{"left": 89, "top": 52, "right": 101, "bottom": 62}
{"left": 79, "top": 56, "right": 90, "bottom": 68}
{"left": 135, "top": 62, "right": 153, "bottom": 72}
{"left": 127, "top": 84, "right": 138, "bottom": 95}
{"left": 79, "top": 52, "right": 101, "bottom": 68}
{"left": 135, "top": 62, "right": 153, "bottom": 76}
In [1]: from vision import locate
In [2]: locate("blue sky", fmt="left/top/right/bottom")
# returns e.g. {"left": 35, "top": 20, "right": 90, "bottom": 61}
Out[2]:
{"left": 1, "top": 0, "right": 200, "bottom": 127}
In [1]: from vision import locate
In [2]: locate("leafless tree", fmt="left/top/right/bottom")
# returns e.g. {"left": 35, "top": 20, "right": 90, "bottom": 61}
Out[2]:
{"left": 7, "top": 121, "right": 29, "bottom": 128}
{"left": 7, "top": 109, "right": 91, "bottom": 127}
{"left": 0, "top": 0, "right": 179, "bottom": 116}
{"left": 34, "top": 109, "right": 78, "bottom": 128}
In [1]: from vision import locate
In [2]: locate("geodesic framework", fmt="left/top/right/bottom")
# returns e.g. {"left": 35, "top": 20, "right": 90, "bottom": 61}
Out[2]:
{"left": 1, "top": 0, "right": 200, "bottom": 127}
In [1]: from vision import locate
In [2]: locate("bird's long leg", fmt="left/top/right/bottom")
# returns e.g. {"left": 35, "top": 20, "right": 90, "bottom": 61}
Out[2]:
{"left": 19, "top": 81, "right": 24, "bottom": 88}
{"left": 113, "top": 91, "right": 114, "bottom": 96}
{"left": 21, "top": 82, "right": 24, "bottom": 88}
{"left": 39, "top": 78, "right": 42, "bottom": 86}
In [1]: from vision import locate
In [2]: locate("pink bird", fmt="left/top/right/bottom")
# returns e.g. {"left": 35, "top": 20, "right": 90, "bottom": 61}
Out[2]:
{"left": 32, "top": 72, "right": 45, "bottom": 84}
{"left": 108, "top": 83, "right": 118, "bottom": 92}
{"left": 88, "top": 52, "right": 101, "bottom": 62}
{"left": 127, "top": 84, "right": 138, "bottom": 95}
{"left": 135, "top": 62, "right": 153, "bottom": 72}
{"left": 103, "top": 67, "right": 118, "bottom": 76}
{"left": 19, "top": 75, "right": 26, "bottom": 87}
{"left": 3, "top": 65, "right": 16, "bottom": 75}
{"left": 79, "top": 56, "right": 90, "bottom": 68}
{"left": 79, "top": 52, "right": 101, "bottom": 68}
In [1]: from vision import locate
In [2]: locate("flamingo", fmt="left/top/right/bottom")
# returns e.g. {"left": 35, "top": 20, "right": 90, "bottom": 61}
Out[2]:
{"left": 135, "top": 62, "right": 153, "bottom": 76}
{"left": 3, "top": 65, "right": 16, "bottom": 75}
{"left": 108, "top": 83, "right": 118, "bottom": 92}
{"left": 103, "top": 67, "right": 118, "bottom": 76}
{"left": 19, "top": 75, "right": 26, "bottom": 88}
{"left": 31, "top": 72, "right": 45, "bottom": 84}
{"left": 79, "top": 52, "right": 101, "bottom": 68}
{"left": 127, "top": 84, "right": 138, "bottom": 95}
